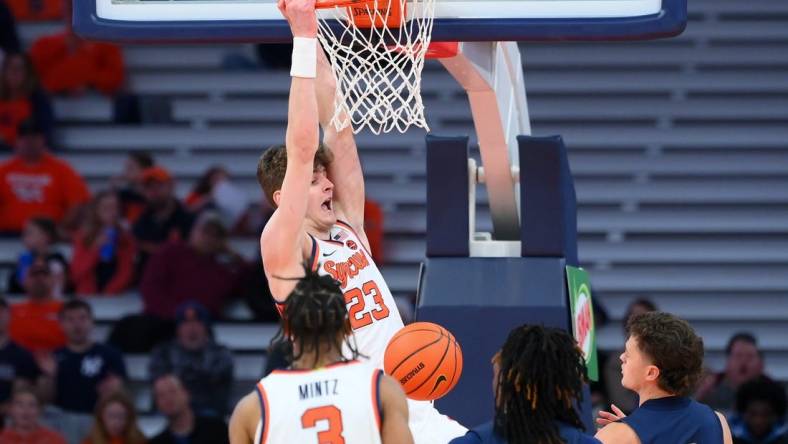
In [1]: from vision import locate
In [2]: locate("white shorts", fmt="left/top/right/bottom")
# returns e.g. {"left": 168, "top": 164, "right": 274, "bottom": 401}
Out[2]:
{"left": 407, "top": 399, "right": 468, "bottom": 444}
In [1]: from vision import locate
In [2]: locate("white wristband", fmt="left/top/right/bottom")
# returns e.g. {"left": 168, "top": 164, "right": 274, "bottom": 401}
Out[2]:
{"left": 290, "top": 37, "right": 318, "bottom": 79}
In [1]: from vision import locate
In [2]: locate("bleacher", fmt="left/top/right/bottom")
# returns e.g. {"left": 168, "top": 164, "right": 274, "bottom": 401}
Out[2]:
{"left": 3, "top": 0, "right": 788, "bottom": 431}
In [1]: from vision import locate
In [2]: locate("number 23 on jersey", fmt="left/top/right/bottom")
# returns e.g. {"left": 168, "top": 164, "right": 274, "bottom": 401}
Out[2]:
{"left": 344, "top": 280, "right": 389, "bottom": 330}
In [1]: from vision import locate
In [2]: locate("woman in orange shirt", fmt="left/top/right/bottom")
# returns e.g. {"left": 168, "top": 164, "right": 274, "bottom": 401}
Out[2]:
{"left": 29, "top": 27, "right": 124, "bottom": 97}
{"left": 0, "top": 52, "right": 54, "bottom": 148}
{"left": 83, "top": 392, "right": 147, "bottom": 444}
{"left": 71, "top": 191, "right": 137, "bottom": 296}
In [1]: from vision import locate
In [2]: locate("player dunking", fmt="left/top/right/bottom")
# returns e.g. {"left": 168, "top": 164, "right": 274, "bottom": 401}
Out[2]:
{"left": 229, "top": 269, "right": 412, "bottom": 444}
{"left": 256, "top": 0, "right": 466, "bottom": 442}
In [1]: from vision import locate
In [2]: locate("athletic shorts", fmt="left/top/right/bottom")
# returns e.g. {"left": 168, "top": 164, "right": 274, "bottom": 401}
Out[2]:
{"left": 407, "top": 399, "right": 468, "bottom": 444}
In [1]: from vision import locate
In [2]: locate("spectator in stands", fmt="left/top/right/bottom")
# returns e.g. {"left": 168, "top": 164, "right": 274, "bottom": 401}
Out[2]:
{"left": 730, "top": 377, "right": 788, "bottom": 444}
{"left": 71, "top": 191, "right": 136, "bottom": 296}
{"left": 697, "top": 332, "right": 768, "bottom": 414}
{"left": 5, "top": 0, "right": 63, "bottom": 21}
{"left": 150, "top": 374, "right": 229, "bottom": 444}
{"left": 364, "top": 198, "right": 385, "bottom": 264}
{"left": 140, "top": 212, "right": 244, "bottom": 320}
{"left": 29, "top": 11, "right": 123, "bottom": 97}
{"left": 112, "top": 152, "right": 154, "bottom": 224}
{"left": 7, "top": 216, "right": 69, "bottom": 297}
{"left": 82, "top": 391, "right": 146, "bottom": 444}
{"left": 238, "top": 255, "right": 278, "bottom": 322}
{"left": 8, "top": 255, "right": 66, "bottom": 354}
{"left": 602, "top": 298, "right": 658, "bottom": 414}
{"left": 0, "top": 298, "right": 40, "bottom": 421}
{"left": 0, "top": 0, "right": 20, "bottom": 56}
{"left": 28, "top": 0, "right": 140, "bottom": 124}
{"left": 132, "top": 166, "right": 193, "bottom": 271}
{"left": 40, "top": 300, "right": 126, "bottom": 444}
{"left": 233, "top": 194, "right": 275, "bottom": 237}
{"left": 185, "top": 165, "right": 249, "bottom": 231}
{"left": 149, "top": 301, "right": 234, "bottom": 417}
{"left": 0, "top": 52, "right": 55, "bottom": 149}
{"left": 0, "top": 387, "right": 66, "bottom": 444}
{"left": 0, "top": 119, "right": 91, "bottom": 234}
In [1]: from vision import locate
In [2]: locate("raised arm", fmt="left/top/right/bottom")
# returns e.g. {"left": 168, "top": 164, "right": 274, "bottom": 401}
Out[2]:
{"left": 316, "top": 50, "right": 367, "bottom": 239}
{"left": 261, "top": 0, "right": 320, "bottom": 302}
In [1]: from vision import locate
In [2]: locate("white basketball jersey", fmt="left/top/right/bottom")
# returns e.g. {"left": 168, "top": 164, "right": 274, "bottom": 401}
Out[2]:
{"left": 254, "top": 360, "right": 384, "bottom": 444}
{"left": 310, "top": 221, "right": 404, "bottom": 369}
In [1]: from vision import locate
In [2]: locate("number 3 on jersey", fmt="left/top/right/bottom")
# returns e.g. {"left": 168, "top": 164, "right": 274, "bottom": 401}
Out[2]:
{"left": 301, "top": 405, "right": 345, "bottom": 444}
{"left": 344, "top": 280, "right": 390, "bottom": 330}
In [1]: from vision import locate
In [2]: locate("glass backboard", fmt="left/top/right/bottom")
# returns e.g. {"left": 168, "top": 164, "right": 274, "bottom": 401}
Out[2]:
{"left": 74, "top": 0, "right": 686, "bottom": 43}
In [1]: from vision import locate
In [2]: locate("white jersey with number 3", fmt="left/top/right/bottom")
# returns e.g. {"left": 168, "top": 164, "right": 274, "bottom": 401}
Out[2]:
{"left": 254, "top": 361, "right": 383, "bottom": 444}
{"left": 309, "top": 221, "right": 404, "bottom": 369}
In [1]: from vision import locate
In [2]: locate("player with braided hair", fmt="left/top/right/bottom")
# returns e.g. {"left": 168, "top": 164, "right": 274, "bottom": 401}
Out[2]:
{"left": 271, "top": 267, "right": 361, "bottom": 368}
{"left": 229, "top": 266, "right": 413, "bottom": 444}
{"left": 450, "top": 325, "right": 601, "bottom": 444}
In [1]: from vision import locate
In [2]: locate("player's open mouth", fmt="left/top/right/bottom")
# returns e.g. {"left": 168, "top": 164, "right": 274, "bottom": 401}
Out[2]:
{"left": 322, "top": 199, "right": 332, "bottom": 211}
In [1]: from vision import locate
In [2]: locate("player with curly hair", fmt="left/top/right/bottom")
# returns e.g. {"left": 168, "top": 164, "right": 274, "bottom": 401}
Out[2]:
{"left": 595, "top": 311, "right": 733, "bottom": 444}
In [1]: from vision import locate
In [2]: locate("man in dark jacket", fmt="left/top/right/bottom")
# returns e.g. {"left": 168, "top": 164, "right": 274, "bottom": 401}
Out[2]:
{"left": 148, "top": 302, "right": 234, "bottom": 417}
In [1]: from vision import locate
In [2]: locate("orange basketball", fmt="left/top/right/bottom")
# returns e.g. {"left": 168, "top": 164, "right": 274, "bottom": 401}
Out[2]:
{"left": 383, "top": 322, "right": 463, "bottom": 401}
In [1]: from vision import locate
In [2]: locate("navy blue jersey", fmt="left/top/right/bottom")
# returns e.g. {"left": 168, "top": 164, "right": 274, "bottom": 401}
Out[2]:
{"left": 622, "top": 396, "right": 723, "bottom": 444}
{"left": 449, "top": 420, "right": 602, "bottom": 444}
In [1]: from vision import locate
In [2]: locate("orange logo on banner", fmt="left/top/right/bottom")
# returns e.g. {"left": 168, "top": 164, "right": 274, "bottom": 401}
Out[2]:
{"left": 348, "top": 0, "right": 404, "bottom": 29}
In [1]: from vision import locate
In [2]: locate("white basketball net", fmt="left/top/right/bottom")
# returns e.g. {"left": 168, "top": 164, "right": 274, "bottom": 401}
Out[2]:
{"left": 316, "top": 0, "right": 436, "bottom": 134}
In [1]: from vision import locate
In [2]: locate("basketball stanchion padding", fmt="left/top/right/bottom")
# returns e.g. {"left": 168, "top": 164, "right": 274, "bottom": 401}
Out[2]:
{"left": 384, "top": 322, "right": 463, "bottom": 401}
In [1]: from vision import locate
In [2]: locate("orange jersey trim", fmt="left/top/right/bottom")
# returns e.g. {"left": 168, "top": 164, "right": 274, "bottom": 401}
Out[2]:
{"left": 371, "top": 369, "right": 383, "bottom": 431}
{"left": 256, "top": 382, "right": 270, "bottom": 444}
{"left": 309, "top": 235, "right": 320, "bottom": 272}
{"left": 274, "top": 301, "right": 285, "bottom": 318}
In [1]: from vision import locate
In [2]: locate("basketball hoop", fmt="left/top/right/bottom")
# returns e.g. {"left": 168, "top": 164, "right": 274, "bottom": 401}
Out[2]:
{"left": 314, "top": 0, "right": 436, "bottom": 134}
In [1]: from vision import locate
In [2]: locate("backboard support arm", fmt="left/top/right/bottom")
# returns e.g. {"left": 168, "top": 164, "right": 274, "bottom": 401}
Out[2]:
{"left": 439, "top": 41, "right": 530, "bottom": 243}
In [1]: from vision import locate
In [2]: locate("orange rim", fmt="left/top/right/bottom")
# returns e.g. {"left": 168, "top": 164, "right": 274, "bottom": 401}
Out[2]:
{"left": 315, "top": 0, "right": 378, "bottom": 9}
{"left": 316, "top": 0, "right": 404, "bottom": 28}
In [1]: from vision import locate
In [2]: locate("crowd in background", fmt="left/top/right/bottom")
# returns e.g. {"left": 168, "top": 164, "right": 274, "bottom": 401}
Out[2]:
{"left": 1, "top": 1, "right": 788, "bottom": 444}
